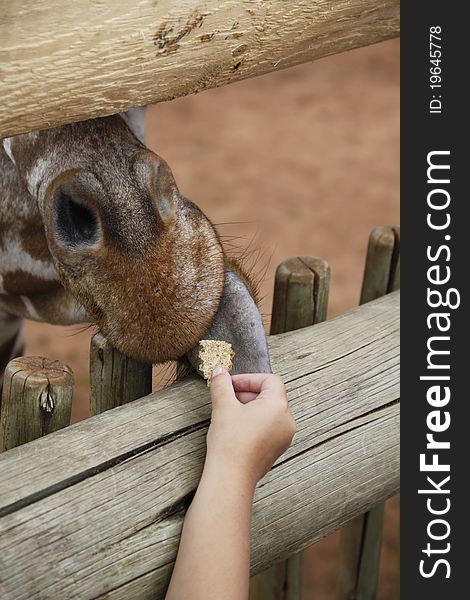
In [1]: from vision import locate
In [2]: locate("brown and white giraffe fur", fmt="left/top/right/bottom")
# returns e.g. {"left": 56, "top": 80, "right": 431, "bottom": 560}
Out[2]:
{"left": 0, "top": 144, "right": 88, "bottom": 324}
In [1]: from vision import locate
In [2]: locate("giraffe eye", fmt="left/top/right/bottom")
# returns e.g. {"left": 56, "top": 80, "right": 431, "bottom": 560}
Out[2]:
{"left": 54, "top": 190, "right": 99, "bottom": 248}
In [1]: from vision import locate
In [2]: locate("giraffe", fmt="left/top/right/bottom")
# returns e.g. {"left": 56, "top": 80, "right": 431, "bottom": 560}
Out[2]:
{"left": 0, "top": 109, "right": 271, "bottom": 390}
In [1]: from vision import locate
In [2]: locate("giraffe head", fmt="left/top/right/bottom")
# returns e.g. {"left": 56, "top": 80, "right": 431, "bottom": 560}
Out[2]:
{"left": 5, "top": 117, "right": 271, "bottom": 371}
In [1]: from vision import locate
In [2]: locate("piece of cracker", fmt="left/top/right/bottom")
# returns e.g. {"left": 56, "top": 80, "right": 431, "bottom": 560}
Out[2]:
{"left": 198, "top": 339, "right": 235, "bottom": 385}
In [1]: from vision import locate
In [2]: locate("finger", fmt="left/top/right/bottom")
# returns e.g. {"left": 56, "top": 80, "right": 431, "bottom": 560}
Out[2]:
{"left": 210, "top": 367, "right": 236, "bottom": 406}
{"left": 232, "top": 373, "right": 285, "bottom": 398}
{"left": 235, "top": 391, "right": 258, "bottom": 404}
{"left": 231, "top": 373, "right": 272, "bottom": 393}
{"left": 258, "top": 374, "right": 286, "bottom": 398}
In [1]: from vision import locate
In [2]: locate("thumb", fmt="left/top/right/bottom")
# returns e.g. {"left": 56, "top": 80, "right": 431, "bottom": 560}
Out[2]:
{"left": 210, "top": 367, "right": 236, "bottom": 407}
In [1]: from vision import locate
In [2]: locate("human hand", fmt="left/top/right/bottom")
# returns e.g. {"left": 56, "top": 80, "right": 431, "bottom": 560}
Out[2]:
{"left": 206, "top": 369, "right": 296, "bottom": 487}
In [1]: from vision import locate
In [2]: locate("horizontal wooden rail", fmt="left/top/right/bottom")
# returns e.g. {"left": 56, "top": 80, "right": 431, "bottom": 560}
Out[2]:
{"left": 0, "top": 0, "right": 399, "bottom": 138}
{"left": 0, "top": 292, "right": 399, "bottom": 600}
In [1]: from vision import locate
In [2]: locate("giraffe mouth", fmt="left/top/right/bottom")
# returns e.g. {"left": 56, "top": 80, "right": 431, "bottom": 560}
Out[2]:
{"left": 186, "top": 268, "right": 272, "bottom": 376}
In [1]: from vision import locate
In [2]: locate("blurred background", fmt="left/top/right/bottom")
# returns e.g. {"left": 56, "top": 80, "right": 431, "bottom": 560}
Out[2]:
{"left": 23, "top": 38, "right": 399, "bottom": 599}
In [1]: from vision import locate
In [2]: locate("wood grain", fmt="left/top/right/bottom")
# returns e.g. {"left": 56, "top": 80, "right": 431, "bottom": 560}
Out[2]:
{"left": 90, "top": 332, "right": 152, "bottom": 416}
{"left": 0, "top": 356, "right": 73, "bottom": 452}
{"left": 337, "top": 226, "right": 400, "bottom": 600}
{"left": 0, "top": 0, "right": 400, "bottom": 138}
{"left": 360, "top": 226, "right": 400, "bottom": 304}
{"left": 0, "top": 292, "right": 399, "bottom": 599}
{"left": 251, "top": 256, "right": 330, "bottom": 600}
{"left": 270, "top": 257, "right": 330, "bottom": 335}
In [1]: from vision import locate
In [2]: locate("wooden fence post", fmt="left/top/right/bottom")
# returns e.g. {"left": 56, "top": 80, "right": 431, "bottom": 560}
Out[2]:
{"left": 250, "top": 256, "right": 330, "bottom": 600}
{"left": 89, "top": 332, "right": 153, "bottom": 416}
{"left": 336, "top": 226, "right": 400, "bottom": 600}
{"left": 0, "top": 356, "right": 73, "bottom": 452}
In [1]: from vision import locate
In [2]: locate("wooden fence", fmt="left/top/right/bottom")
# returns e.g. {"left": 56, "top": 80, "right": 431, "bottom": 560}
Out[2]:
{"left": 0, "top": 229, "right": 400, "bottom": 599}
{"left": 0, "top": 287, "right": 399, "bottom": 599}
{"left": 1, "top": 2, "right": 399, "bottom": 597}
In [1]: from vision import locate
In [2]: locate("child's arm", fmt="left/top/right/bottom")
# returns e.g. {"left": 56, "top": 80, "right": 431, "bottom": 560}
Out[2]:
{"left": 165, "top": 368, "right": 296, "bottom": 600}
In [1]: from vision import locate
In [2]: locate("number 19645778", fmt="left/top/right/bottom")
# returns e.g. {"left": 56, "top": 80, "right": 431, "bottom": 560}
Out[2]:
{"left": 429, "top": 26, "right": 442, "bottom": 90}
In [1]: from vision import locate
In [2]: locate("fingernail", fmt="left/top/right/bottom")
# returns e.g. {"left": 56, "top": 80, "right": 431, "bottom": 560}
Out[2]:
{"left": 211, "top": 365, "right": 225, "bottom": 377}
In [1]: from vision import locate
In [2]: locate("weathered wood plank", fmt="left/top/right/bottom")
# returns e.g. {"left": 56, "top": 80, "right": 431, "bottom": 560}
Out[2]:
{"left": 75, "top": 407, "right": 399, "bottom": 600}
{"left": 0, "top": 0, "right": 400, "bottom": 138}
{"left": 0, "top": 408, "right": 399, "bottom": 600}
{"left": 0, "top": 292, "right": 399, "bottom": 599}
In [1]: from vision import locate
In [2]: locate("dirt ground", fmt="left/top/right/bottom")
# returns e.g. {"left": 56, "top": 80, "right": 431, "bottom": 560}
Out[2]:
{"left": 23, "top": 38, "right": 400, "bottom": 599}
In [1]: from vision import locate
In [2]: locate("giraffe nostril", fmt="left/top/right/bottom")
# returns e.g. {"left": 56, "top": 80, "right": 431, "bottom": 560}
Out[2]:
{"left": 53, "top": 190, "right": 100, "bottom": 248}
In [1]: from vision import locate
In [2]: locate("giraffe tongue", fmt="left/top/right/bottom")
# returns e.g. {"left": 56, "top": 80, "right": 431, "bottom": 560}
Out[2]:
{"left": 186, "top": 269, "right": 272, "bottom": 376}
